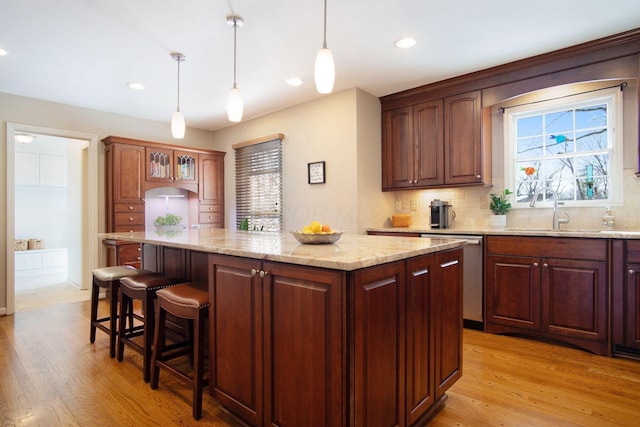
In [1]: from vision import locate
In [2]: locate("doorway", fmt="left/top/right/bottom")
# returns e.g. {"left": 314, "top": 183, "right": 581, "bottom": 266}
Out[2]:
{"left": 5, "top": 123, "right": 98, "bottom": 315}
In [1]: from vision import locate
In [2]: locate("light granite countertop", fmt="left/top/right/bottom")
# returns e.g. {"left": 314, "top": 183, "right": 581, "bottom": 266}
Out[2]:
{"left": 99, "top": 229, "right": 466, "bottom": 271}
{"left": 367, "top": 226, "right": 640, "bottom": 239}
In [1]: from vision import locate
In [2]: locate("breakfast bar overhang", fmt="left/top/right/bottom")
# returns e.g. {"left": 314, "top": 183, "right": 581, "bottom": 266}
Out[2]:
{"left": 99, "top": 229, "right": 465, "bottom": 426}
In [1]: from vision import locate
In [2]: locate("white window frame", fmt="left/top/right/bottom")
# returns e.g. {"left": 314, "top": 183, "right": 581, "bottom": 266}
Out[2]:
{"left": 503, "top": 87, "right": 623, "bottom": 209}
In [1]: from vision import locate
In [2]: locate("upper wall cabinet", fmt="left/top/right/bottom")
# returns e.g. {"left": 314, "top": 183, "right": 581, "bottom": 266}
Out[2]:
{"left": 382, "top": 90, "right": 491, "bottom": 191}
{"left": 146, "top": 146, "right": 198, "bottom": 184}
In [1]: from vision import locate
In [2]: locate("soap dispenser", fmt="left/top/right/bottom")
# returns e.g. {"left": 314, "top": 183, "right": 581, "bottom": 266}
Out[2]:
{"left": 602, "top": 207, "right": 615, "bottom": 229}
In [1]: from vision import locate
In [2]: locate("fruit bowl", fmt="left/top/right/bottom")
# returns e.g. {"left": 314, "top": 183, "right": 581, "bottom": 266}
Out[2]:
{"left": 290, "top": 230, "right": 343, "bottom": 244}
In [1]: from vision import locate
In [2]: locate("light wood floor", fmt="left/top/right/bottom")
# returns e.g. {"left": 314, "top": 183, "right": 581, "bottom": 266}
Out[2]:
{"left": 1, "top": 300, "right": 639, "bottom": 426}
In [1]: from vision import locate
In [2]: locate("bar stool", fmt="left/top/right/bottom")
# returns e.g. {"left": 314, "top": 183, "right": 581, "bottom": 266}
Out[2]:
{"left": 117, "top": 273, "right": 187, "bottom": 382}
{"left": 90, "top": 265, "right": 149, "bottom": 358}
{"left": 151, "top": 283, "right": 209, "bottom": 420}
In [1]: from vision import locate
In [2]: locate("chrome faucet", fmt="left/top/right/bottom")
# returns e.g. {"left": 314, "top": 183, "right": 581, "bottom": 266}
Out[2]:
{"left": 529, "top": 187, "right": 570, "bottom": 230}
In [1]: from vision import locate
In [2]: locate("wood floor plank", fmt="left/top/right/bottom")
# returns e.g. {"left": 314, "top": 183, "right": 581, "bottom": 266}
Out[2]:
{"left": 2, "top": 298, "right": 640, "bottom": 426}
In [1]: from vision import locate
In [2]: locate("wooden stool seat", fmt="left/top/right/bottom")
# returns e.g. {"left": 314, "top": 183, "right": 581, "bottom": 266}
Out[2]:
{"left": 117, "top": 273, "right": 186, "bottom": 382}
{"left": 90, "top": 265, "right": 149, "bottom": 358}
{"left": 151, "top": 284, "right": 209, "bottom": 420}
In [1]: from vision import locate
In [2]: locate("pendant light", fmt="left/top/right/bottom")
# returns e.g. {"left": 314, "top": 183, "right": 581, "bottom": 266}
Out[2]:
{"left": 170, "top": 52, "right": 186, "bottom": 139}
{"left": 314, "top": 0, "right": 335, "bottom": 94}
{"left": 226, "top": 15, "right": 244, "bottom": 122}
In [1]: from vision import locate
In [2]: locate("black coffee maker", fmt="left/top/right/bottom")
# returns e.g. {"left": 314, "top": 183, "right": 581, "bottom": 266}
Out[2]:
{"left": 430, "top": 199, "right": 452, "bottom": 229}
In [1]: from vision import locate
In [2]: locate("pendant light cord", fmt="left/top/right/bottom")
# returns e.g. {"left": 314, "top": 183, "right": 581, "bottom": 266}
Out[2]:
{"left": 322, "top": 0, "right": 328, "bottom": 49}
{"left": 233, "top": 18, "right": 238, "bottom": 89}
{"left": 176, "top": 58, "right": 181, "bottom": 112}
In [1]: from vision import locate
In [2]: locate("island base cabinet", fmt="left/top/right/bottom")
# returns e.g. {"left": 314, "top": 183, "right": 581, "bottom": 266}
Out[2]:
{"left": 208, "top": 255, "right": 346, "bottom": 427}
{"left": 405, "top": 248, "right": 463, "bottom": 425}
{"left": 352, "top": 262, "right": 406, "bottom": 427}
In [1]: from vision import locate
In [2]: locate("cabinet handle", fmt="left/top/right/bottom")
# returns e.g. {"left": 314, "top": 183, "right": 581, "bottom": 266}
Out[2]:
{"left": 251, "top": 269, "right": 258, "bottom": 276}
{"left": 129, "top": 217, "right": 134, "bottom": 221}
{"left": 629, "top": 269, "right": 636, "bottom": 275}
{"left": 260, "top": 270, "right": 268, "bottom": 278}
{"left": 137, "top": 247, "right": 141, "bottom": 252}
{"left": 128, "top": 206, "right": 134, "bottom": 211}
{"left": 533, "top": 262, "right": 538, "bottom": 267}
{"left": 476, "top": 175, "right": 481, "bottom": 179}
{"left": 543, "top": 263, "right": 549, "bottom": 268}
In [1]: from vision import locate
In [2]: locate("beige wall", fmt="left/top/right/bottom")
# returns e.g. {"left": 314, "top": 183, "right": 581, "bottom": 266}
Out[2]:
{"left": 0, "top": 92, "right": 213, "bottom": 312}
{"left": 211, "top": 88, "right": 393, "bottom": 234}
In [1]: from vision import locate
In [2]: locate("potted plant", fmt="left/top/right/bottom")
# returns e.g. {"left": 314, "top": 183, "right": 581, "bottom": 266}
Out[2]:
{"left": 154, "top": 213, "right": 184, "bottom": 234}
{"left": 489, "top": 189, "right": 512, "bottom": 228}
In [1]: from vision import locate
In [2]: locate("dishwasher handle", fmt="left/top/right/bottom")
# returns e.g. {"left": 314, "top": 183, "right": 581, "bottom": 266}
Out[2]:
{"left": 421, "top": 234, "right": 482, "bottom": 245}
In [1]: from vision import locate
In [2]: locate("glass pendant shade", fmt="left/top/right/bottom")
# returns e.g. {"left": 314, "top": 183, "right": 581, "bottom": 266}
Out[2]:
{"left": 227, "top": 86, "right": 243, "bottom": 122}
{"left": 171, "top": 110, "right": 185, "bottom": 139}
{"left": 314, "top": 47, "right": 335, "bottom": 94}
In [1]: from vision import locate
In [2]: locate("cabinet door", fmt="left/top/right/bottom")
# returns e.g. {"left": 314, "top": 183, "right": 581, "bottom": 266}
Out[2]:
{"left": 542, "top": 258, "right": 608, "bottom": 344}
{"left": 113, "top": 144, "right": 144, "bottom": 203}
{"left": 199, "top": 153, "right": 224, "bottom": 204}
{"left": 173, "top": 150, "right": 198, "bottom": 183}
{"left": 146, "top": 146, "right": 173, "bottom": 182}
{"left": 625, "top": 263, "right": 640, "bottom": 349}
{"left": 485, "top": 255, "right": 541, "bottom": 331}
{"left": 352, "top": 261, "right": 405, "bottom": 427}
{"left": 434, "top": 248, "right": 463, "bottom": 399}
{"left": 414, "top": 100, "right": 444, "bottom": 187}
{"left": 382, "top": 106, "right": 415, "bottom": 190}
{"left": 405, "top": 254, "right": 436, "bottom": 424}
{"left": 208, "top": 255, "right": 263, "bottom": 426}
{"left": 262, "top": 261, "right": 345, "bottom": 427}
{"left": 444, "top": 90, "right": 482, "bottom": 185}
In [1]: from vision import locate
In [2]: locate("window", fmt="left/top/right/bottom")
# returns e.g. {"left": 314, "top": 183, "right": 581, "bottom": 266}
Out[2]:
{"left": 235, "top": 137, "right": 283, "bottom": 232}
{"left": 504, "top": 87, "right": 623, "bottom": 208}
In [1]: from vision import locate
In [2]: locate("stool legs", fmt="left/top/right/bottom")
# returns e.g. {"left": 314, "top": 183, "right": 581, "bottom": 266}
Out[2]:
{"left": 117, "top": 289, "right": 156, "bottom": 383}
{"left": 90, "top": 278, "right": 120, "bottom": 358}
{"left": 151, "top": 287, "right": 208, "bottom": 420}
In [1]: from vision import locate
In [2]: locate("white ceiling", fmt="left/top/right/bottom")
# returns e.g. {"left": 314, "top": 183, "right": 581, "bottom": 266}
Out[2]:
{"left": 2, "top": 0, "right": 640, "bottom": 132}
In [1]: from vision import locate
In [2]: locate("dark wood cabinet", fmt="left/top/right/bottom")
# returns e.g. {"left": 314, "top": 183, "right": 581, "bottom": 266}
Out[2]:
{"left": 485, "top": 236, "right": 609, "bottom": 355}
{"left": 382, "top": 100, "right": 443, "bottom": 190}
{"left": 404, "top": 248, "right": 463, "bottom": 424}
{"left": 102, "top": 136, "right": 225, "bottom": 267}
{"left": 352, "top": 261, "right": 406, "bottom": 426}
{"left": 198, "top": 153, "right": 225, "bottom": 227}
{"left": 208, "top": 254, "right": 346, "bottom": 427}
{"left": 381, "top": 90, "right": 490, "bottom": 191}
{"left": 204, "top": 249, "right": 462, "bottom": 427}
{"left": 612, "top": 240, "right": 640, "bottom": 357}
{"left": 443, "top": 91, "right": 485, "bottom": 186}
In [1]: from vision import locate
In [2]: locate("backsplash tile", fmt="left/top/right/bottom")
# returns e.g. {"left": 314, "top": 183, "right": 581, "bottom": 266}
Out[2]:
{"left": 392, "top": 169, "right": 640, "bottom": 231}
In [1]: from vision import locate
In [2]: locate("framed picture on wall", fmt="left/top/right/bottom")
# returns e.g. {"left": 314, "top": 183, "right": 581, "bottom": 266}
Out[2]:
{"left": 308, "top": 161, "right": 326, "bottom": 184}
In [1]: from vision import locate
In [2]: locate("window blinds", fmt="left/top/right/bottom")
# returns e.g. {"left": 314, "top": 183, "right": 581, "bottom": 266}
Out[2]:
{"left": 235, "top": 138, "right": 282, "bottom": 232}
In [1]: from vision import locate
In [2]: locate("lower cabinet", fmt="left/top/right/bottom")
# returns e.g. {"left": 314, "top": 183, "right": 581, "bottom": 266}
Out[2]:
{"left": 612, "top": 240, "right": 640, "bottom": 357}
{"left": 103, "top": 239, "right": 141, "bottom": 268}
{"left": 208, "top": 254, "right": 346, "bottom": 427}
{"left": 404, "top": 248, "right": 463, "bottom": 425}
{"left": 207, "top": 249, "right": 463, "bottom": 427}
{"left": 485, "top": 236, "right": 609, "bottom": 356}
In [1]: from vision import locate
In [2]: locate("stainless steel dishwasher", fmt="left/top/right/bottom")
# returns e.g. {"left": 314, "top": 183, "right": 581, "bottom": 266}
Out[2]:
{"left": 421, "top": 233, "right": 484, "bottom": 330}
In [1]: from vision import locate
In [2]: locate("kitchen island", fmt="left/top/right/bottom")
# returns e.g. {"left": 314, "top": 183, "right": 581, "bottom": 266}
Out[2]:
{"left": 99, "top": 229, "right": 466, "bottom": 426}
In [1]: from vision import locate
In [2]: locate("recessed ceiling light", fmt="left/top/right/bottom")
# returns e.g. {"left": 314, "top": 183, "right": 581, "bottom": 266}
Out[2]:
{"left": 0, "top": 48, "right": 8, "bottom": 56}
{"left": 285, "top": 77, "right": 303, "bottom": 86}
{"left": 395, "top": 36, "right": 417, "bottom": 49}
{"left": 127, "top": 82, "right": 145, "bottom": 90}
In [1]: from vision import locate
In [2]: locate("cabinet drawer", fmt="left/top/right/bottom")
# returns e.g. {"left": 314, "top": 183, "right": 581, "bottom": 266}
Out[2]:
{"left": 114, "top": 224, "right": 145, "bottom": 233}
{"left": 114, "top": 203, "right": 144, "bottom": 213}
{"left": 200, "top": 212, "right": 222, "bottom": 224}
{"left": 626, "top": 240, "right": 640, "bottom": 263}
{"left": 199, "top": 203, "right": 222, "bottom": 213}
{"left": 119, "top": 244, "right": 141, "bottom": 262}
{"left": 486, "top": 236, "right": 607, "bottom": 261}
{"left": 114, "top": 212, "right": 145, "bottom": 225}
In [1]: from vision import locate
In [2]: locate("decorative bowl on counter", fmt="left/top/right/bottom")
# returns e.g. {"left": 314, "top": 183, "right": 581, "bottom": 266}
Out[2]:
{"left": 290, "top": 230, "right": 344, "bottom": 244}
